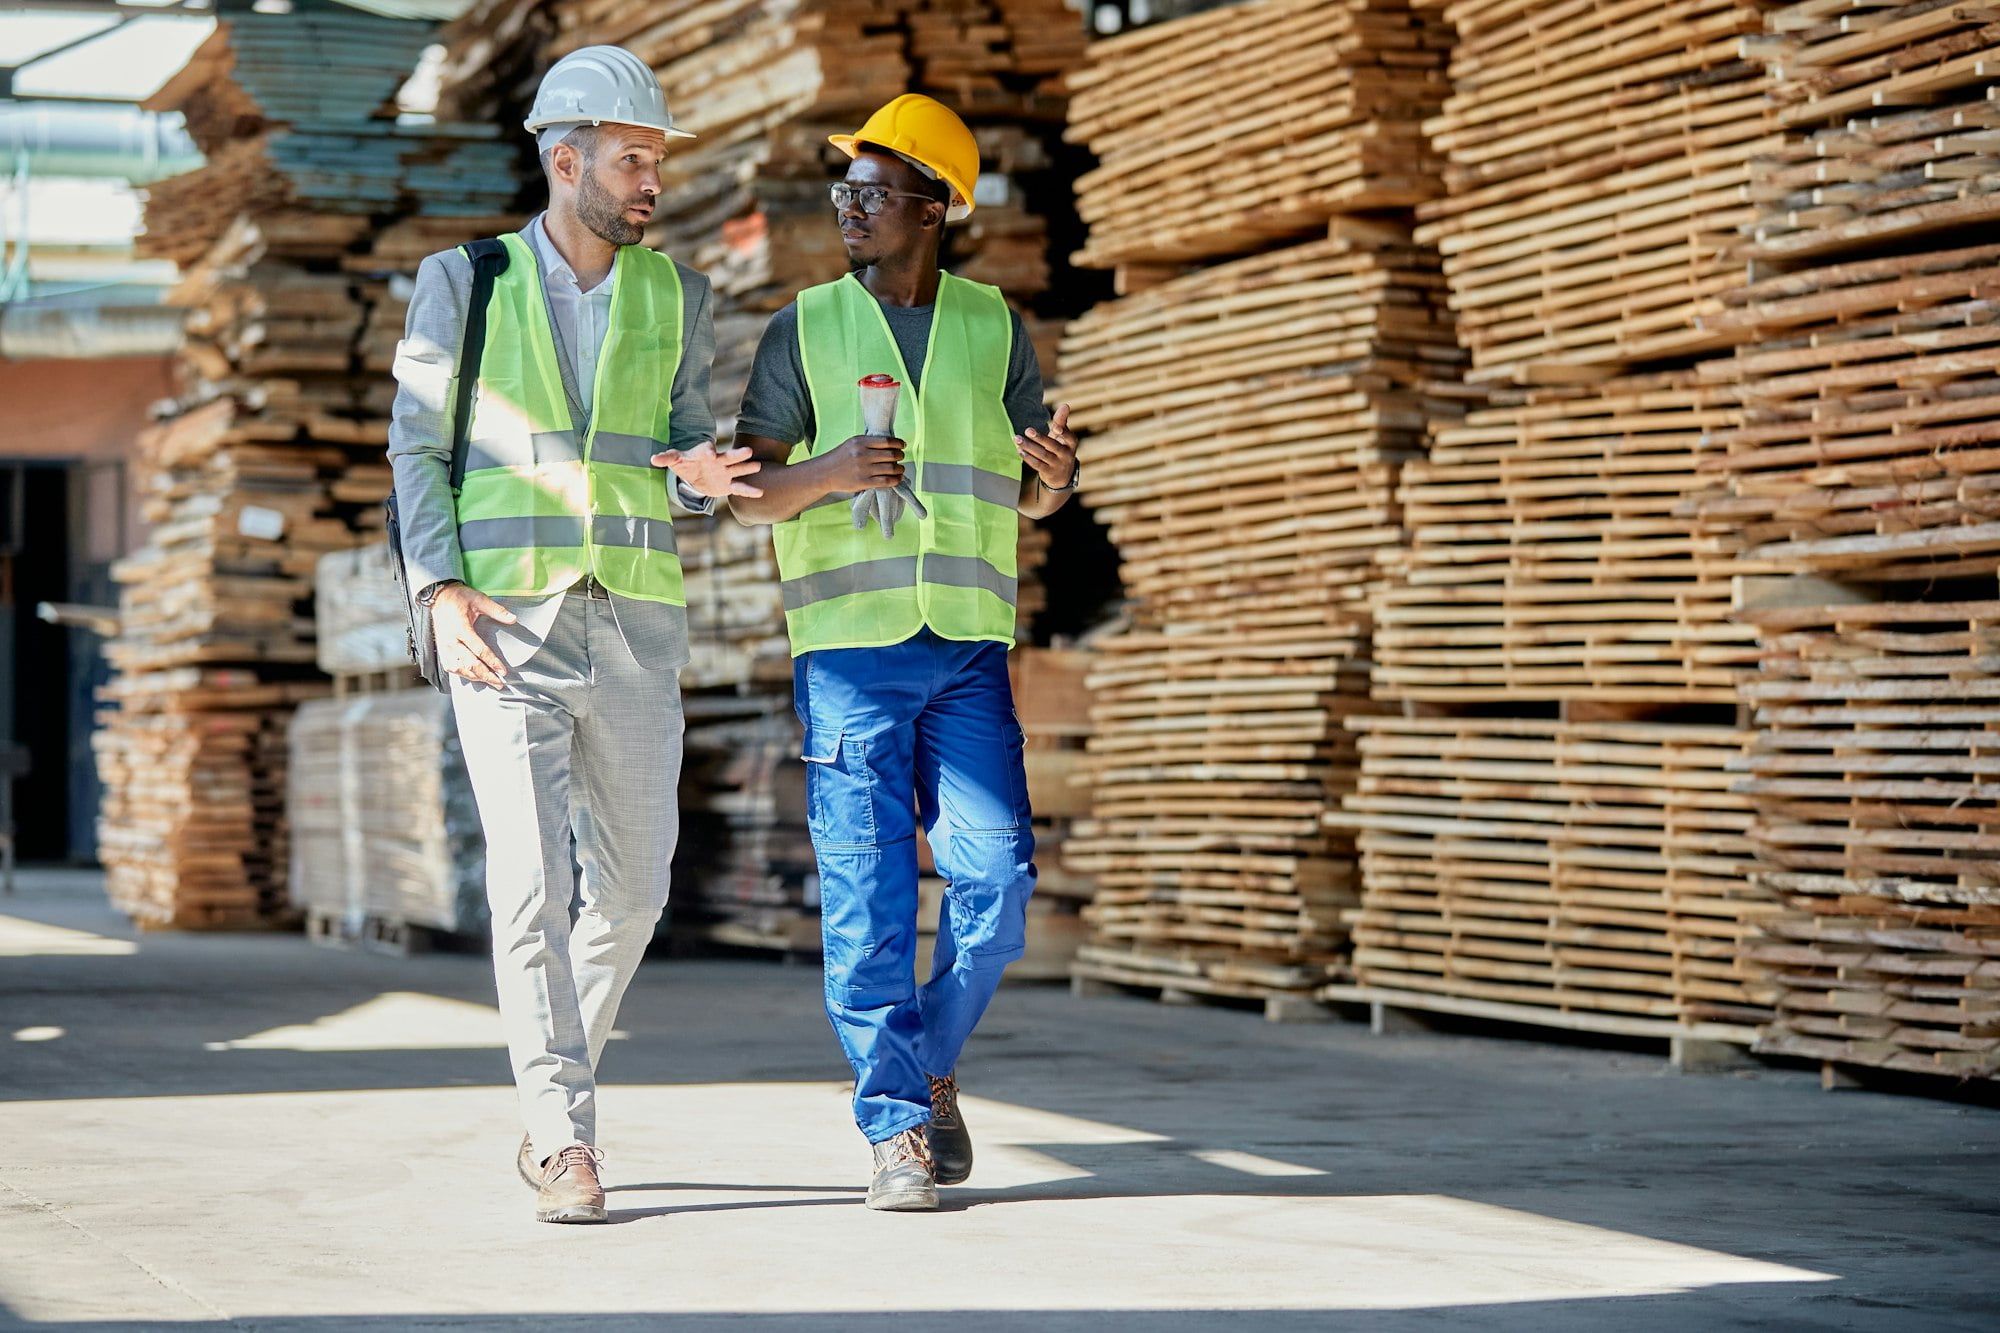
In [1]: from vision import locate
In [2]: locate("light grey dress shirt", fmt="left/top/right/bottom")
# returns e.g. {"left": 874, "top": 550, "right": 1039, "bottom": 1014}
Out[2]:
{"left": 387, "top": 214, "right": 717, "bottom": 671}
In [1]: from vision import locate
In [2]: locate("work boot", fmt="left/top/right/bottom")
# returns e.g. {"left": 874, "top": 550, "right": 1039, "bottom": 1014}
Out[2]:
{"left": 535, "top": 1144, "right": 608, "bottom": 1224}
{"left": 867, "top": 1127, "right": 939, "bottom": 1212}
{"left": 516, "top": 1133, "right": 542, "bottom": 1189}
{"left": 926, "top": 1074, "right": 973, "bottom": 1186}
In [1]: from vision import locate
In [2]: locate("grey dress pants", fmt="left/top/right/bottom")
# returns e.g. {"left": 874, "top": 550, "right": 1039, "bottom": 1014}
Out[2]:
{"left": 449, "top": 591, "right": 685, "bottom": 1159}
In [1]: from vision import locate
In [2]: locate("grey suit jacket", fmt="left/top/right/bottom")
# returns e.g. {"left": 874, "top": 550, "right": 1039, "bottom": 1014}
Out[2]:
{"left": 386, "top": 224, "right": 717, "bottom": 672}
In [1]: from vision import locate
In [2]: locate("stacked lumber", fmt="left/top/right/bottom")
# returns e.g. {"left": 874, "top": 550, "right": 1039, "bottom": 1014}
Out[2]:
{"left": 1734, "top": 599, "right": 2000, "bottom": 906}
{"left": 1734, "top": 597, "right": 2000, "bottom": 1078}
{"left": 1061, "top": 225, "right": 1463, "bottom": 1002}
{"left": 1333, "top": 717, "right": 1775, "bottom": 1030}
{"left": 1696, "top": 5, "right": 2000, "bottom": 1078}
{"left": 1702, "top": 239, "right": 2000, "bottom": 581}
{"left": 96, "top": 390, "right": 345, "bottom": 928}
{"left": 98, "top": 6, "right": 525, "bottom": 930}
{"left": 1749, "top": 890, "right": 2000, "bottom": 1079}
{"left": 1331, "top": 0, "right": 1790, "bottom": 1035}
{"left": 1754, "top": 0, "right": 2000, "bottom": 257}
{"left": 674, "top": 695, "right": 819, "bottom": 954}
{"left": 1376, "top": 373, "right": 1772, "bottom": 706}
{"left": 94, "top": 671, "right": 315, "bottom": 930}
{"left": 140, "top": 7, "right": 518, "bottom": 268}
{"left": 995, "top": 648, "right": 1096, "bottom": 977}
{"left": 289, "top": 547, "right": 486, "bottom": 943}
{"left": 288, "top": 689, "right": 487, "bottom": 940}
{"left": 1064, "top": 0, "right": 1449, "bottom": 269}
{"left": 1414, "top": 0, "right": 1780, "bottom": 382}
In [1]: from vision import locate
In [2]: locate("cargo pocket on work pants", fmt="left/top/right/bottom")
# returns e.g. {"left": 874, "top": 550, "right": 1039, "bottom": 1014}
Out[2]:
{"left": 803, "top": 728, "right": 914, "bottom": 1009}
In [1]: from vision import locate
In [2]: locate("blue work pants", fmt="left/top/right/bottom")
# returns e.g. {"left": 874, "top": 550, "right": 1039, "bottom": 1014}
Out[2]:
{"left": 793, "top": 629, "right": 1037, "bottom": 1142}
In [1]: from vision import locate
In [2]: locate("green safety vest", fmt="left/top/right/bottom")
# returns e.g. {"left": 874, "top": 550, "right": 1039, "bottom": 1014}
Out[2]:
{"left": 775, "top": 272, "right": 1021, "bottom": 655}
{"left": 453, "top": 231, "right": 687, "bottom": 604}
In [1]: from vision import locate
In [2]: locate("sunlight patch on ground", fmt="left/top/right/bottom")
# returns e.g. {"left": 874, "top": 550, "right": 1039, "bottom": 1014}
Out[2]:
{"left": 1189, "top": 1147, "right": 1327, "bottom": 1177}
{"left": 0, "top": 915, "right": 136, "bottom": 958}
{"left": 0, "top": 1082, "right": 1835, "bottom": 1323}
{"left": 200, "top": 991, "right": 629, "bottom": 1052}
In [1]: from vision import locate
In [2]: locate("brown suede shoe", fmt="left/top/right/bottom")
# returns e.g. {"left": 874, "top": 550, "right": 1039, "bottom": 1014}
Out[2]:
{"left": 516, "top": 1134, "right": 541, "bottom": 1190}
{"left": 535, "top": 1144, "right": 608, "bottom": 1224}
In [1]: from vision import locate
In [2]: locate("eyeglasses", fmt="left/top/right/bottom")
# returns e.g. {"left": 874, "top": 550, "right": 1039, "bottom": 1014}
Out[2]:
{"left": 829, "top": 183, "right": 938, "bottom": 215}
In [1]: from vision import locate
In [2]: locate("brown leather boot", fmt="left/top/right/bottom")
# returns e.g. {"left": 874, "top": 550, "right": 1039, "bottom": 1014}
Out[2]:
{"left": 516, "top": 1134, "right": 541, "bottom": 1190}
{"left": 535, "top": 1144, "right": 608, "bottom": 1224}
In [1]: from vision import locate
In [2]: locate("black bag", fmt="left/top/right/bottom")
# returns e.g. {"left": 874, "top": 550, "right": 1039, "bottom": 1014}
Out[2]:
{"left": 385, "top": 237, "right": 511, "bottom": 692}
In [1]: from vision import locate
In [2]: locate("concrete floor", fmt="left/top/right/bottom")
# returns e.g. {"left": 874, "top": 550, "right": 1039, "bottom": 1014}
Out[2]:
{"left": 0, "top": 869, "right": 1996, "bottom": 1332}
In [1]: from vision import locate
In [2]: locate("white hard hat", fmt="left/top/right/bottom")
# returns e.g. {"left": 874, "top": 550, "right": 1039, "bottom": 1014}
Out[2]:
{"left": 524, "top": 45, "right": 695, "bottom": 141}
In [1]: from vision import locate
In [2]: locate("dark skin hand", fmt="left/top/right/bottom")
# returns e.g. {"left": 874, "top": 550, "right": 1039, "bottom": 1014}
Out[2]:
{"left": 730, "top": 149, "right": 1078, "bottom": 525}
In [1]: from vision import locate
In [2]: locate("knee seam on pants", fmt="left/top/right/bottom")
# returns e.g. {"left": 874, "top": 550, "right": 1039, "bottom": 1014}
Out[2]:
{"left": 960, "top": 941, "right": 1026, "bottom": 966}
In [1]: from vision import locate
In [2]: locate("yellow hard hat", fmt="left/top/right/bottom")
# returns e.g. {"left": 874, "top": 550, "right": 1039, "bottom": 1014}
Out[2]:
{"left": 829, "top": 94, "right": 979, "bottom": 222}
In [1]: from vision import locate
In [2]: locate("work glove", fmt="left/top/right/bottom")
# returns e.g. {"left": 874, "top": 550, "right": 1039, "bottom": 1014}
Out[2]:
{"left": 851, "top": 481, "right": 928, "bottom": 540}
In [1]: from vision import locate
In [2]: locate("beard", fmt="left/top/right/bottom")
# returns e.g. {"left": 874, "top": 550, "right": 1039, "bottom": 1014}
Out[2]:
{"left": 577, "top": 168, "right": 646, "bottom": 247}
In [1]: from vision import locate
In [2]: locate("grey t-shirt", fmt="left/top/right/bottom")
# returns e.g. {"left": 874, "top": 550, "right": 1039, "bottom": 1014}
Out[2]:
{"left": 736, "top": 291, "right": 1050, "bottom": 446}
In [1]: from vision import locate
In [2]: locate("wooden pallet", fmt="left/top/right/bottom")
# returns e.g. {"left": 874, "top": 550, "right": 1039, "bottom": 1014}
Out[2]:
{"left": 1320, "top": 983, "right": 1760, "bottom": 1069}
{"left": 1070, "top": 944, "right": 1340, "bottom": 1023}
{"left": 304, "top": 906, "right": 444, "bottom": 957}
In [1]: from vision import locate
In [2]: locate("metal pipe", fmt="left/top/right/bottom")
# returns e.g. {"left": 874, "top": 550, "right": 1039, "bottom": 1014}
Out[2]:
{"left": 0, "top": 103, "right": 203, "bottom": 182}
{"left": 0, "top": 300, "right": 183, "bottom": 359}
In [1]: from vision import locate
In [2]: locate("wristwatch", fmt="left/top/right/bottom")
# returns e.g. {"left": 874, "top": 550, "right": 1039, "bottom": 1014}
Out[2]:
{"left": 416, "top": 579, "right": 461, "bottom": 608}
{"left": 1046, "top": 459, "right": 1081, "bottom": 493}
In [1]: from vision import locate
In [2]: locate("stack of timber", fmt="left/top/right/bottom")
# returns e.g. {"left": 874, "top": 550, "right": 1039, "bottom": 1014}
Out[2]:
{"left": 287, "top": 544, "right": 485, "bottom": 946}
{"left": 1061, "top": 225, "right": 1463, "bottom": 1005}
{"left": 93, "top": 668, "right": 318, "bottom": 931}
{"left": 674, "top": 693, "right": 819, "bottom": 954}
{"left": 1336, "top": 717, "right": 1775, "bottom": 1029}
{"left": 1063, "top": 0, "right": 1449, "bottom": 270}
{"left": 97, "top": 5, "right": 524, "bottom": 930}
{"left": 1735, "top": 598, "right": 2000, "bottom": 908}
{"left": 1700, "top": 242, "right": 2000, "bottom": 580}
{"left": 957, "top": 648, "right": 1096, "bottom": 978}
{"left": 1694, "top": 3, "right": 2000, "bottom": 1080}
{"left": 1331, "top": 0, "right": 1789, "bottom": 1040}
{"left": 1375, "top": 373, "right": 1770, "bottom": 706}
{"left": 289, "top": 690, "right": 487, "bottom": 947}
{"left": 140, "top": 4, "right": 518, "bottom": 269}
{"left": 431, "top": 0, "right": 1088, "bottom": 950}
{"left": 1414, "top": 0, "right": 1780, "bottom": 382}
{"left": 1748, "top": 890, "right": 2000, "bottom": 1080}
{"left": 1731, "top": 594, "right": 2000, "bottom": 1079}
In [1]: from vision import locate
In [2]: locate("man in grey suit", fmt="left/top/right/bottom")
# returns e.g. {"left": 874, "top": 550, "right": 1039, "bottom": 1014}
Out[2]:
{"left": 387, "top": 46, "right": 761, "bottom": 1225}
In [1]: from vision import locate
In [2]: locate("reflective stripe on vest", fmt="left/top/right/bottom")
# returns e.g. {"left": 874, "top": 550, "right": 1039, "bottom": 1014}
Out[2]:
{"left": 774, "top": 272, "right": 1020, "bottom": 655}
{"left": 453, "top": 231, "right": 687, "bottom": 604}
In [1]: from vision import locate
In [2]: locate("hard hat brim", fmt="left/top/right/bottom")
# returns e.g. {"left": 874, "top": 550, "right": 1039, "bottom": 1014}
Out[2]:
{"left": 828, "top": 132, "right": 973, "bottom": 220}
{"left": 525, "top": 114, "right": 697, "bottom": 140}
